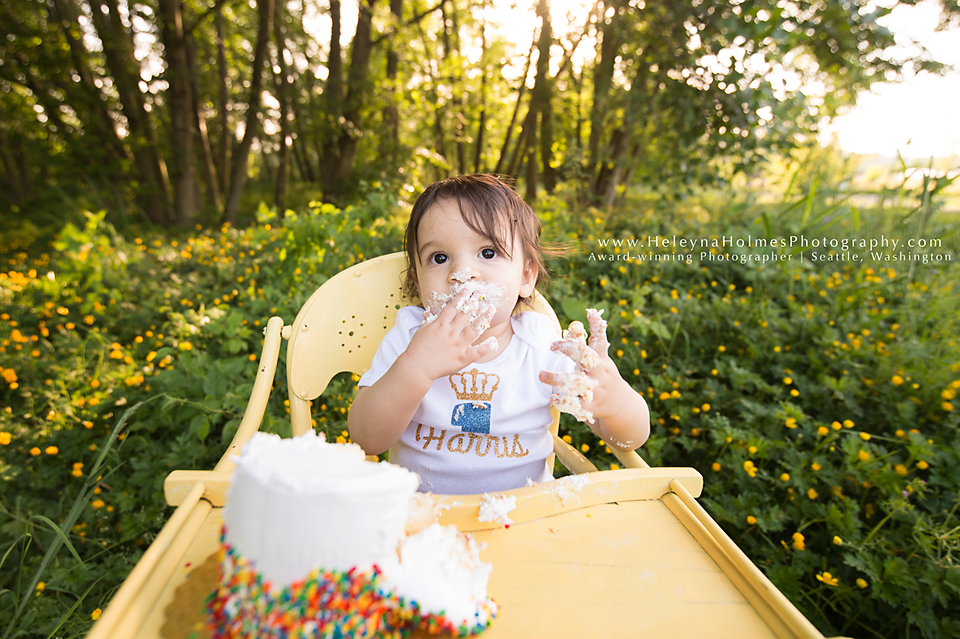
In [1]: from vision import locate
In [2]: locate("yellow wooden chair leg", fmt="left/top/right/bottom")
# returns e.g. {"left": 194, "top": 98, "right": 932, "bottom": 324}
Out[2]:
{"left": 214, "top": 316, "right": 285, "bottom": 473}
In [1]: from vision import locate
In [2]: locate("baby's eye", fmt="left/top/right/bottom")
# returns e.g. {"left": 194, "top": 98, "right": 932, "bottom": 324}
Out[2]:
{"left": 430, "top": 252, "right": 448, "bottom": 265}
{"left": 480, "top": 248, "right": 497, "bottom": 260}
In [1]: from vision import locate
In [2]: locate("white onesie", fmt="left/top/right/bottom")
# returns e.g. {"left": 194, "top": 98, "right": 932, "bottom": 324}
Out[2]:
{"left": 358, "top": 306, "right": 576, "bottom": 495}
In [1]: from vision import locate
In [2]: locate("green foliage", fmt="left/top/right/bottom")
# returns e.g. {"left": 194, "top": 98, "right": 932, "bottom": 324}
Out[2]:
{"left": 547, "top": 180, "right": 960, "bottom": 638}
{"left": 1, "top": 172, "right": 959, "bottom": 637}
{"left": 0, "top": 200, "right": 403, "bottom": 636}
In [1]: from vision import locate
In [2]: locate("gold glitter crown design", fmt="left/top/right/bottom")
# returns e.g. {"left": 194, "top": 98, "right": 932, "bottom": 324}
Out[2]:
{"left": 448, "top": 368, "right": 499, "bottom": 401}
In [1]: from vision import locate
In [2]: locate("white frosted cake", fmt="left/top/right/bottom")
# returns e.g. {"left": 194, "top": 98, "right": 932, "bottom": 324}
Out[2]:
{"left": 207, "top": 431, "right": 497, "bottom": 638}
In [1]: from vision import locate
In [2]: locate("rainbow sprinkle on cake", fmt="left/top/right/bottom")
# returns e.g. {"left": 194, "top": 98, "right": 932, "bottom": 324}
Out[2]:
{"left": 206, "top": 530, "right": 498, "bottom": 639}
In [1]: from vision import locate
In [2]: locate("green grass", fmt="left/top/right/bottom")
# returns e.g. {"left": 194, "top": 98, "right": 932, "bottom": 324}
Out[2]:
{"left": 1, "top": 178, "right": 958, "bottom": 638}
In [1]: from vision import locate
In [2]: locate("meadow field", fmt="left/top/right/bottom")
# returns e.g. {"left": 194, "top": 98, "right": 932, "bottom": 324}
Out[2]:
{"left": 1, "top": 178, "right": 959, "bottom": 638}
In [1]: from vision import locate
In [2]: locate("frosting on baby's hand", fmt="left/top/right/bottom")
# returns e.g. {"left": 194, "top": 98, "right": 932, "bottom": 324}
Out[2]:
{"left": 421, "top": 279, "right": 507, "bottom": 336}
{"left": 544, "top": 309, "right": 608, "bottom": 424}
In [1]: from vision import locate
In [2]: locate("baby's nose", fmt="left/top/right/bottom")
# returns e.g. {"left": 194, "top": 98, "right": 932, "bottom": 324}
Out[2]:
{"left": 450, "top": 269, "right": 479, "bottom": 283}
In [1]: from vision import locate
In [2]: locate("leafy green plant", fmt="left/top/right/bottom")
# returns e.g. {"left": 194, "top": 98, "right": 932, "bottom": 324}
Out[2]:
{"left": 1, "top": 170, "right": 958, "bottom": 637}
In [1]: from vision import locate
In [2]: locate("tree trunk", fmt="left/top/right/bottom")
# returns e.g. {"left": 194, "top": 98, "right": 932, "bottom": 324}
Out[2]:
{"left": 524, "top": 110, "right": 538, "bottom": 201}
{"left": 89, "top": 0, "right": 173, "bottom": 224}
{"left": 158, "top": 0, "right": 198, "bottom": 225}
{"left": 222, "top": 0, "right": 275, "bottom": 223}
{"left": 318, "top": 0, "right": 343, "bottom": 190}
{"left": 318, "top": 0, "right": 379, "bottom": 197}
{"left": 450, "top": 3, "right": 466, "bottom": 174}
{"left": 289, "top": 73, "right": 317, "bottom": 183}
{"left": 216, "top": 8, "right": 231, "bottom": 197}
{"left": 589, "top": 0, "right": 622, "bottom": 196}
{"left": 533, "top": 0, "right": 555, "bottom": 192}
{"left": 273, "top": 0, "right": 291, "bottom": 216}
{"left": 383, "top": 0, "right": 403, "bottom": 152}
{"left": 49, "top": 0, "right": 130, "bottom": 168}
{"left": 0, "top": 130, "right": 23, "bottom": 201}
{"left": 473, "top": 20, "right": 486, "bottom": 173}
{"left": 186, "top": 32, "right": 223, "bottom": 212}
{"left": 494, "top": 39, "right": 534, "bottom": 175}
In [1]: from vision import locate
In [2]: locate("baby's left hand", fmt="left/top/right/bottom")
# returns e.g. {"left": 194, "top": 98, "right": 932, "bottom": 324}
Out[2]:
{"left": 539, "top": 309, "right": 626, "bottom": 426}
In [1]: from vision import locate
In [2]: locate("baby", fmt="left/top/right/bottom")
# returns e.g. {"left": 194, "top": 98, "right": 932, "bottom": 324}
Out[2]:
{"left": 348, "top": 174, "right": 649, "bottom": 494}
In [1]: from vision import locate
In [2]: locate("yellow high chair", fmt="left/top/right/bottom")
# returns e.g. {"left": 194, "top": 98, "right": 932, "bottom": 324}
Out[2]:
{"left": 88, "top": 252, "right": 841, "bottom": 639}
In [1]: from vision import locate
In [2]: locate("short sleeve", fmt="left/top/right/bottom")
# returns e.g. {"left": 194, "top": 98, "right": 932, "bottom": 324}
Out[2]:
{"left": 511, "top": 311, "right": 577, "bottom": 383}
{"left": 357, "top": 306, "right": 424, "bottom": 388}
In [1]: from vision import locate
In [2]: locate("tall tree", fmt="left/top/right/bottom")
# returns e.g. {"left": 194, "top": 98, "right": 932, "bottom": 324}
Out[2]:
{"left": 88, "top": 0, "right": 174, "bottom": 223}
{"left": 158, "top": 0, "right": 199, "bottom": 224}
{"left": 222, "top": 0, "right": 275, "bottom": 223}
{"left": 273, "top": 0, "right": 293, "bottom": 215}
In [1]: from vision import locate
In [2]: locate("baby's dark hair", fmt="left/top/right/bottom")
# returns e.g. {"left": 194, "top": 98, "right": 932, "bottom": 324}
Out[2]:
{"left": 403, "top": 174, "right": 550, "bottom": 306}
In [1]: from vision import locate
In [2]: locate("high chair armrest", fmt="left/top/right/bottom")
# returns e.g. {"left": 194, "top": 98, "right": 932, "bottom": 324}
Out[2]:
{"left": 552, "top": 433, "right": 598, "bottom": 474}
{"left": 552, "top": 434, "right": 650, "bottom": 474}
{"left": 214, "top": 316, "right": 285, "bottom": 473}
{"left": 610, "top": 446, "right": 651, "bottom": 469}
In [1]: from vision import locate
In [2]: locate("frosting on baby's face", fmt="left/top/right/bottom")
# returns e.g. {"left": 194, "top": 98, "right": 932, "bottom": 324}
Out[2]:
{"left": 421, "top": 278, "right": 508, "bottom": 338}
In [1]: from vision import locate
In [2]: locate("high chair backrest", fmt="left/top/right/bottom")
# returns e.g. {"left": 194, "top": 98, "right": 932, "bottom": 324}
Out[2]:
{"left": 286, "top": 252, "right": 563, "bottom": 448}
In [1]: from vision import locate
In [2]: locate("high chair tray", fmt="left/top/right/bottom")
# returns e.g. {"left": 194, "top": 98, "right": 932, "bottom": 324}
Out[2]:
{"left": 87, "top": 466, "right": 838, "bottom": 639}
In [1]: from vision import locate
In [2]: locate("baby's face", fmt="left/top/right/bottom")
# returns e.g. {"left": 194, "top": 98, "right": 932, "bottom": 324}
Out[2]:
{"left": 414, "top": 198, "right": 536, "bottom": 334}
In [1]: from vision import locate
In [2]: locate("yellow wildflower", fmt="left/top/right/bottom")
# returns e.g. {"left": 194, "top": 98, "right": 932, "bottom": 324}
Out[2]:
{"left": 45, "top": 446, "right": 58, "bottom": 455}
{"left": 833, "top": 536, "right": 843, "bottom": 546}
{"left": 859, "top": 450, "right": 871, "bottom": 461}
{"left": 91, "top": 608, "right": 102, "bottom": 620}
{"left": 856, "top": 578, "right": 869, "bottom": 589}
{"left": 792, "top": 532, "right": 805, "bottom": 551}
{"left": 892, "top": 375, "right": 904, "bottom": 385}
{"left": 816, "top": 572, "right": 839, "bottom": 586}
{"left": 747, "top": 515, "right": 757, "bottom": 525}
{"left": 0, "top": 432, "right": 11, "bottom": 445}
{"left": 807, "top": 488, "right": 818, "bottom": 500}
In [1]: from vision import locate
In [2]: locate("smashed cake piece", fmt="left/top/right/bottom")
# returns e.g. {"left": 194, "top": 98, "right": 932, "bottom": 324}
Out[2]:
{"left": 477, "top": 492, "right": 517, "bottom": 526}
{"left": 547, "top": 372, "right": 597, "bottom": 423}
{"left": 404, "top": 492, "right": 444, "bottom": 536}
{"left": 422, "top": 279, "right": 507, "bottom": 336}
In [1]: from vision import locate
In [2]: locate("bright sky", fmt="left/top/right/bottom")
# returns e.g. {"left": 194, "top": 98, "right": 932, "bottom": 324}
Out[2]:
{"left": 821, "top": 0, "right": 960, "bottom": 160}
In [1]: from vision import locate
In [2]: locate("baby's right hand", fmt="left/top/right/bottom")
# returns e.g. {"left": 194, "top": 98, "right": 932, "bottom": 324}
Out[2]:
{"left": 404, "top": 290, "right": 494, "bottom": 382}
